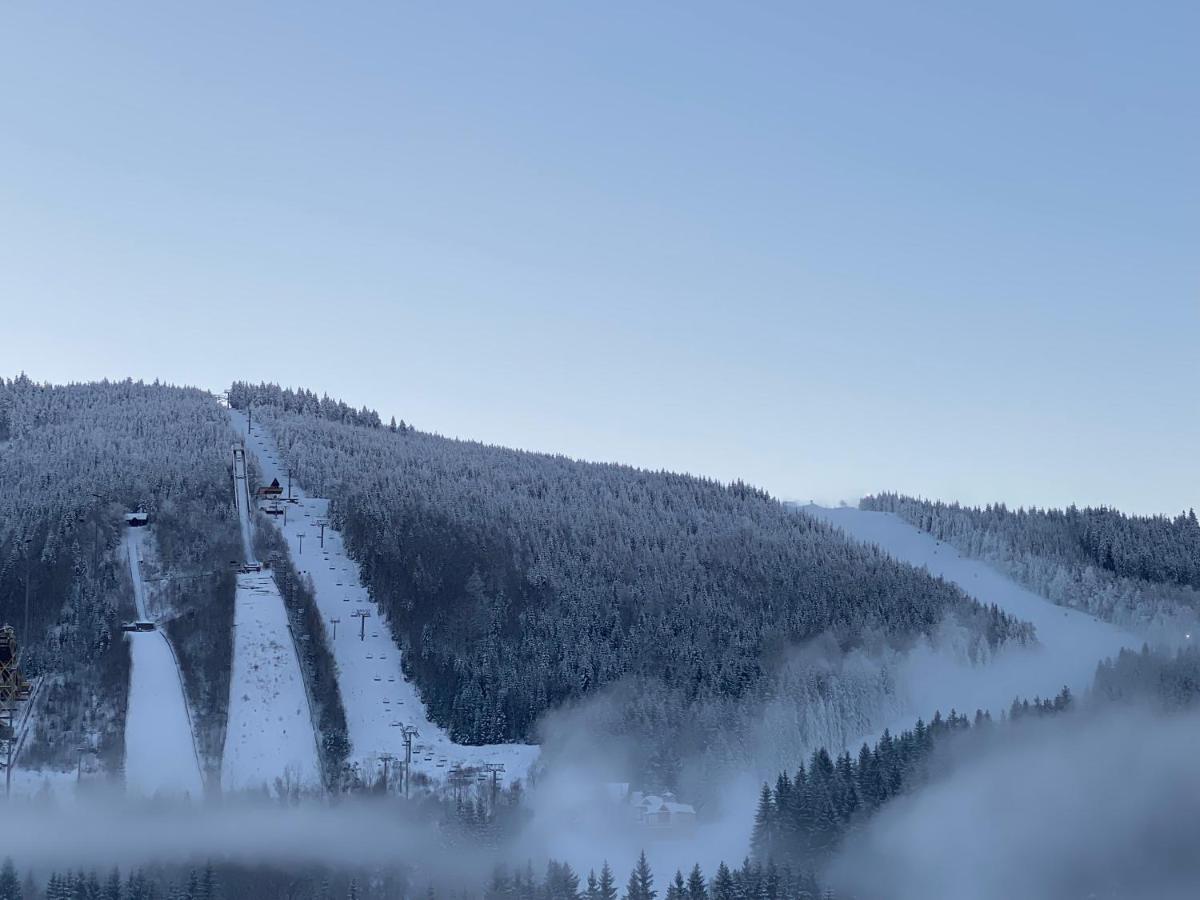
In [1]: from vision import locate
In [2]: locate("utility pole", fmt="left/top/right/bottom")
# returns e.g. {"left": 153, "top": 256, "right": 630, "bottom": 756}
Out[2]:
{"left": 352, "top": 609, "right": 371, "bottom": 641}
{"left": 297, "top": 533, "right": 304, "bottom": 555}
{"left": 318, "top": 522, "right": 327, "bottom": 549}
{"left": 329, "top": 617, "right": 340, "bottom": 640}
{"left": 287, "top": 469, "right": 292, "bottom": 499}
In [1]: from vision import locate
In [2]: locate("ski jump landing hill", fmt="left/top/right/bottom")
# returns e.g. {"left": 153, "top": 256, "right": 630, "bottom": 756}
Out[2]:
{"left": 122, "top": 527, "right": 205, "bottom": 798}
{"left": 221, "top": 441, "right": 322, "bottom": 794}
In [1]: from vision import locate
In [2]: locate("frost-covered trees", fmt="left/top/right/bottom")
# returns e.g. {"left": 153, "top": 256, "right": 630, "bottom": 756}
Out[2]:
{"left": 0, "top": 376, "right": 239, "bottom": 770}
{"left": 230, "top": 385, "right": 1031, "bottom": 771}
{"left": 862, "top": 493, "right": 1200, "bottom": 628}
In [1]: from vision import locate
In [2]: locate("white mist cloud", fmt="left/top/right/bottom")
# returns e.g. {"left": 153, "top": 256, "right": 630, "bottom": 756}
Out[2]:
{"left": 829, "top": 708, "right": 1200, "bottom": 900}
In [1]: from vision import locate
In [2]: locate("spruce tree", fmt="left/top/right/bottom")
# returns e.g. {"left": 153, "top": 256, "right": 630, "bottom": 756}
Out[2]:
{"left": 624, "top": 853, "right": 654, "bottom": 900}
{"left": 598, "top": 863, "right": 618, "bottom": 900}
{"left": 0, "top": 859, "right": 20, "bottom": 900}
{"left": 710, "top": 864, "right": 734, "bottom": 900}
{"left": 102, "top": 869, "right": 121, "bottom": 900}
{"left": 750, "top": 784, "right": 774, "bottom": 860}
{"left": 685, "top": 865, "right": 706, "bottom": 900}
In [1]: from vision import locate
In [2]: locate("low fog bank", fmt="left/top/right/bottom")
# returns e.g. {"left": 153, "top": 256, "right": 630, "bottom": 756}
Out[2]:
{"left": 829, "top": 707, "right": 1200, "bottom": 900}
{"left": 0, "top": 797, "right": 491, "bottom": 884}
{"left": 878, "top": 617, "right": 1131, "bottom": 742}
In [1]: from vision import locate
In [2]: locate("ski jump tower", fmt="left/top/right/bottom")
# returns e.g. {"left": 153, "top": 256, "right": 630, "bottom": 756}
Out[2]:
{"left": 232, "top": 444, "right": 258, "bottom": 567}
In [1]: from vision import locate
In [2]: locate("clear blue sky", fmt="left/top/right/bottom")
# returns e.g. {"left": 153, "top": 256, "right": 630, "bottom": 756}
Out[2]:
{"left": 2, "top": 3, "right": 1195, "bottom": 514}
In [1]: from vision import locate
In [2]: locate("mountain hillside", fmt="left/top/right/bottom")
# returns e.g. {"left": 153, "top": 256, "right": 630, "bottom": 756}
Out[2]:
{"left": 861, "top": 493, "right": 1200, "bottom": 630}
{"left": 0, "top": 376, "right": 239, "bottom": 772}
{"left": 229, "top": 383, "right": 1032, "bottom": 779}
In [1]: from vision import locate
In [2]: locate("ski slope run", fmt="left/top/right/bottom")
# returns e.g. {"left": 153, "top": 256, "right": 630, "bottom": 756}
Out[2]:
{"left": 123, "top": 527, "right": 205, "bottom": 798}
{"left": 229, "top": 409, "right": 539, "bottom": 788}
{"left": 806, "top": 505, "right": 1142, "bottom": 722}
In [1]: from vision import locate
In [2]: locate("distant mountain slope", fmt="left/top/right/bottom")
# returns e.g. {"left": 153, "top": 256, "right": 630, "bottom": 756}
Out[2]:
{"left": 228, "top": 383, "right": 1032, "bottom": 762}
{"left": 861, "top": 493, "right": 1200, "bottom": 630}
{"left": 807, "top": 505, "right": 1136, "bottom": 719}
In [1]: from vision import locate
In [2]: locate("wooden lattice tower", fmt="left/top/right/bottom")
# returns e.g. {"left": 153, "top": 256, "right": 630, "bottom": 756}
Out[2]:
{"left": 0, "top": 625, "right": 33, "bottom": 798}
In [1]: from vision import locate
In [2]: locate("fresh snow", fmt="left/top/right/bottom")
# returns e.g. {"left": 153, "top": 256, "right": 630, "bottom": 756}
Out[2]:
{"left": 122, "top": 528, "right": 205, "bottom": 798}
{"left": 806, "top": 505, "right": 1142, "bottom": 722}
{"left": 221, "top": 444, "right": 322, "bottom": 794}
{"left": 229, "top": 409, "right": 540, "bottom": 788}
{"left": 221, "top": 569, "right": 323, "bottom": 793}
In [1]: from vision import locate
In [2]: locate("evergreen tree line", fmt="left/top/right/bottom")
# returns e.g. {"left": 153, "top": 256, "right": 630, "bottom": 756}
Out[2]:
{"left": 2, "top": 850, "right": 840, "bottom": 900}
{"left": 750, "top": 688, "right": 1073, "bottom": 869}
{"left": 0, "top": 376, "right": 240, "bottom": 771}
{"left": 862, "top": 493, "right": 1200, "bottom": 627}
{"left": 228, "top": 382, "right": 393, "bottom": 432}
{"left": 488, "top": 852, "right": 834, "bottom": 900}
{"left": 750, "top": 640, "right": 1200, "bottom": 872}
{"left": 228, "top": 386, "right": 1032, "bottom": 780}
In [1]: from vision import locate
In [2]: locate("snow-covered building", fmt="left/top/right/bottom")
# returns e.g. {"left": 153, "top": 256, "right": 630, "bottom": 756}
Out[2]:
{"left": 604, "top": 783, "right": 697, "bottom": 834}
{"left": 630, "top": 790, "right": 696, "bottom": 831}
{"left": 257, "top": 478, "right": 284, "bottom": 497}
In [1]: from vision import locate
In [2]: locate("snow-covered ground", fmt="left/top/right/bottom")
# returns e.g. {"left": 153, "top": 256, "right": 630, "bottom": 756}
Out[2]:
{"left": 229, "top": 409, "right": 540, "bottom": 788}
{"left": 122, "top": 528, "right": 205, "bottom": 798}
{"left": 806, "top": 505, "right": 1142, "bottom": 724}
{"left": 221, "top": 569, "right": 323, "bottom": 793}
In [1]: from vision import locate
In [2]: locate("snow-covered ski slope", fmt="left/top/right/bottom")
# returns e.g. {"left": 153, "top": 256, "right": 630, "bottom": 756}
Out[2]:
{"left": 806, "top": 505, "right": 1141, "bottom": 718}
{"left": 229, "top": 409, "right": 539, "bottom": 787}
{"left": 222, "top": 569, "right": 322, "bottom": 792}
{"left": 221, "top": 439, "right": 321, "bottom": 793}
{"left": 122, "top": 528, "right": 205, "bottom": 798}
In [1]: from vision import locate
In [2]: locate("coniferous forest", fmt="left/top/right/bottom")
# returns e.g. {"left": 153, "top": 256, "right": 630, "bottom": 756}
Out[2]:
{"left": 1, "top": 849, "right": 841, "bottom": 900}
{"left": 227, "top": 384, "right": 1032, "bottom": 762}
{"left": 862, "top": 493, "right": 1200, "bottom": 627}
{"left": 0, "top": 377, "right": 241, "bottom": 771}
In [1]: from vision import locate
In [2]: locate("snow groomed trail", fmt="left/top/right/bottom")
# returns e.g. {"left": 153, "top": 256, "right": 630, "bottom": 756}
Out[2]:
{"left": 122, "top": 527, "right": 205, "bottom": 798}
{"left": 228, "top": 409, "right": 540, "bottom": 788}
{"left": 806, "top": 505, "right": 1141, "bottom": 722}
{"left": 221, "top": 441, "right": 322, "bottom": 794}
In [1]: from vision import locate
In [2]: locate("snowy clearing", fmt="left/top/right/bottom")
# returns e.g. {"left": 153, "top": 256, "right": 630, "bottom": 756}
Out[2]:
{"left": 229, "top": 409, "right": 540, "bottom": 788}
{"left": 806, "top": 505, "right": 1141, "bottom": 724}
{"left": 122, "top": 528, "right": 205, "bottom": 798}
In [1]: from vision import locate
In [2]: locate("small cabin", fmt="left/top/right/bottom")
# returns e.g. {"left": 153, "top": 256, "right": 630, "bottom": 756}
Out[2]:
{"left": 257, "top": 478, "right": 284, "bottom": 497}
{"left": 124, "top": 511, "right": 150, "bottom": 527}
{"left": 629, "top": 791, "right": 697, "bottom": 832}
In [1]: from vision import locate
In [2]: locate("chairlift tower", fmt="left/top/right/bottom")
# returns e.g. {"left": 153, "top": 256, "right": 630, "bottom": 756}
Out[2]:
{"left": 352, "top": 609, "right": 371, "bottom": 641}
{"left": 400, "top": 724, "right": 419, "bottom": 799}
{"left": 448, "top": 764, "right": 471, "bottom": 804}
{"left": 482, "top": 762, "right": 506, "bottom": 809}
{"left": 378, "top": 752, "right": 396, "bottom": 793}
